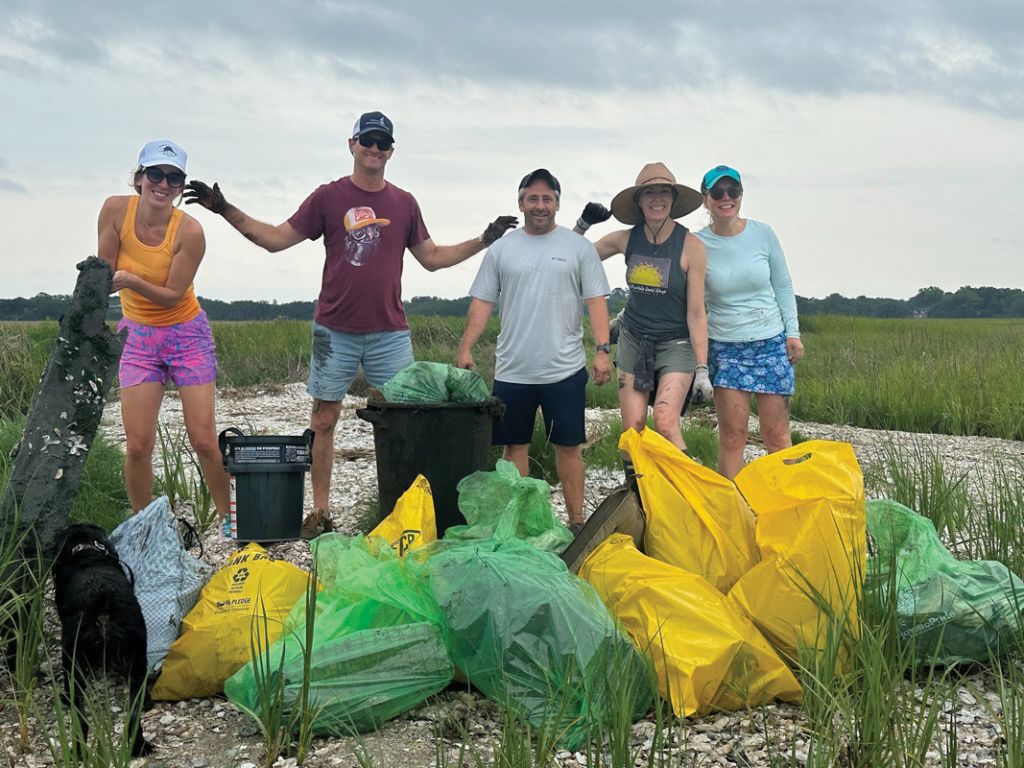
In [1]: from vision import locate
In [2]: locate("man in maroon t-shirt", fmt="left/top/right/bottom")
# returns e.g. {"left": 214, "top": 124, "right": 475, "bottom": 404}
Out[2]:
{"left": 185, "top": 111, "right": 516, "bottom": 537}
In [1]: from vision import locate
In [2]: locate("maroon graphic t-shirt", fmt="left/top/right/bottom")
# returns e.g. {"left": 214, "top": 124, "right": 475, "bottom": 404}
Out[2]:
{"left": 288, "top": 177, "right": 430, "bottom": 332}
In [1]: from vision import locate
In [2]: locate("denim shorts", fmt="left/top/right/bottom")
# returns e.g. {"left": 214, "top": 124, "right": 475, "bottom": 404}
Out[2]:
{"left": 307, "top": 322, "right": 414, "bottom": 401}
{"left": 491, "top": 367, "right": 588, "bottom": 447}
{"left": 118, "top": 310, "right": 218, "bottom": 388}
{"left": 708, "top": 333, "right": 794, "bottom": 396}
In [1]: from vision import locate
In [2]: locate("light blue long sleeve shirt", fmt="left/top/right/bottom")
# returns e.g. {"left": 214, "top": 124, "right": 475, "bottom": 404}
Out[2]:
{"left": 696, "top": 220, "right": 800, "bottom": 343}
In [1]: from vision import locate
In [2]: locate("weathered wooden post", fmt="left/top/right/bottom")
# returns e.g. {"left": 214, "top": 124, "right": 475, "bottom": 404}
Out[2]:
{"left": 0, "top": 256, "right": 124, "bottom": 559}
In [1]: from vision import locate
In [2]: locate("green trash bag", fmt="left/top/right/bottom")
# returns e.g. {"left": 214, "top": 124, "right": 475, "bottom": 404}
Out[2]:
{"left": 866, "top": 499, "right": 1024, "bottom": 666}
{"left": 446, "top": 459, "right": 574, "bottom": 553}
{"left": 412, "top": 536, "right": 654, "bottom": 750}
{"left": 224, "top": 535, "right": 452, "bottom": 735}
{"left": 378, "top": 361, "right": 490, "bottom": 404}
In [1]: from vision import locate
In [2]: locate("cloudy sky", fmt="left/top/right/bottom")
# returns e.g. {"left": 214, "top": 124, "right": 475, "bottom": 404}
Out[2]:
{"left": 2, "top": 1, "right": 1022, "bottom": 304}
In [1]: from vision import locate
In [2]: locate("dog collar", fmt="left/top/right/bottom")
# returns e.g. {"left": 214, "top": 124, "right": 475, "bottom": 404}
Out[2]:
{"left": 70, "top": 540, "right": 110, "bottom": 557}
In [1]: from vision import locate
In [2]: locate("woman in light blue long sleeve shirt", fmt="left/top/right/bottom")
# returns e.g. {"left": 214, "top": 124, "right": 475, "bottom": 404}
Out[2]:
{"left": 695, "top": 165, "right": 805, "bottom": 479}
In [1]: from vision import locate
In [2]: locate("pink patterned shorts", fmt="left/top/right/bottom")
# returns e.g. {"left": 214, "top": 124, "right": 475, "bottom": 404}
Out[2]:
{"left": 118, "top": 310, "right": 218, "bottom": 388}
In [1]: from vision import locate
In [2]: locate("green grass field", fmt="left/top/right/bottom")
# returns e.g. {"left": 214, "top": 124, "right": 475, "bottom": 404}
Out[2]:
{"left": 4, "top": 315, "right": 1024, "bottom": 438}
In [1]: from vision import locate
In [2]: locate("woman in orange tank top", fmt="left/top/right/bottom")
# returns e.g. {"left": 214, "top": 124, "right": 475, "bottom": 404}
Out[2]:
{"left": 97, "top": 140, "right": 230, "bottom": 529}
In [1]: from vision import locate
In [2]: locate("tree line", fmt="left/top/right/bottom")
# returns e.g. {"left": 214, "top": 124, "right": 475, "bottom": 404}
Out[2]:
{"left": 1, "top": 286, "right": 1022, "bottom": 321}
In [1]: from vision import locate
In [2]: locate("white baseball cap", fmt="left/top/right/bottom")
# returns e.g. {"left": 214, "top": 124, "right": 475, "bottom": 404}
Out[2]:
{"left": 137, "top": 140, "right": 187, "bottom": 172}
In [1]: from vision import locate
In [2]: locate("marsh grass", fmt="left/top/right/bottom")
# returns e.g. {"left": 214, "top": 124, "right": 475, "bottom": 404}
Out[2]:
{"left": 994, "top": 660, "right": 1024, "bottom": 768}
{"left": 795, "top": 316, "right": 1024, "bottom": 439}
{"left": 967, "top": 459, "right": 1024, "bottom": 577}
{"left": 234, "top": 565, "right": 323, "bottom": 767}
{"left": 240, "top": 597, "right": 294, "bottom": 766}
{"left": 870, "top": 438, "right": 971, "bottom": 543}
{"left": 154, "top": 423, "right": 216, "bottom": 532}
{"left": 39, "top": 674, "right": 151, "bottom": 768}
{"left": 7, "top": 315, "right": 1024, "bottom": 436}
{"left": 0, "top": 418, "right": 128, "bottom": 531}
{"left": 351, "top": 495, "right": 382, "bottom": 534}
{"left": 9, "top": 563, "right": 46, "bottom": 752}
{"left": 869, "top": 438, "right": 1024, "bottom": 574}
{"left": 0, "top": 323, "right": 55, "bottom": 421}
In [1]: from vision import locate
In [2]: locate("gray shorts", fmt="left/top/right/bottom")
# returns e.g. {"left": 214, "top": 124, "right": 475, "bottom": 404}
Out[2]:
{"left": 616, "top": 327, "right": 697, "bottom": 376}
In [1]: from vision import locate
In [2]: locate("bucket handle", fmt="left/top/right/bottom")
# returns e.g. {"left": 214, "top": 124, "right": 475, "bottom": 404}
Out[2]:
{"left": 218, "top": 426, "right": 247, "bottom": 457}
{"left": 302, "top": 427, "right": 315, "bottom": 448}
{"left": 355, "top": 408, "right": 385, "bottom": 428}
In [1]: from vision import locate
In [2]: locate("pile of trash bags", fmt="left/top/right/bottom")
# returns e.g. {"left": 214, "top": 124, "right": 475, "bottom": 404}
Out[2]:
{"left": 585, "top": 429, "right": 866, "bottom": 717}
{"left": 162, "top": 465, "right": 650, "bottom": 748}
{"left": 110, "top": 427, "right": 1024, "bottom": 746}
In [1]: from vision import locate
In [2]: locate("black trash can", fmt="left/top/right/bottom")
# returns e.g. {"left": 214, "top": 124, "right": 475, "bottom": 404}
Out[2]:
{"left": 219, "top": 427, "right": 314, "bottom": 542}
{"left": 356, "top": 398, "right": 504, "bottom": 535}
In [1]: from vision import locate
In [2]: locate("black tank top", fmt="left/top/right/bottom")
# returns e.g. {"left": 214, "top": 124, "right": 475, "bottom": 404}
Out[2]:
{"left": 622, "top": 223, "right": 689, "bottom": 339}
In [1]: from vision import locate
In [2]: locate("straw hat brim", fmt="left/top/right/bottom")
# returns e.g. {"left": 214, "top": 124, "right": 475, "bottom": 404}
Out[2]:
{"left": 610, "top": 183, "right": 704, "bottom": 225}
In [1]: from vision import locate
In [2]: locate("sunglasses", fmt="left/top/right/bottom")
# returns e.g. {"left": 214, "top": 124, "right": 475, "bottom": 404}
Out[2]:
{"left": 358, "top": 133, "right": 394, "bottom": 151}
{"left": 707, "top": 184, "right": 743, "bottom": 201}
{"left": 143, "top": 167, "right": 186, "bottom": 188}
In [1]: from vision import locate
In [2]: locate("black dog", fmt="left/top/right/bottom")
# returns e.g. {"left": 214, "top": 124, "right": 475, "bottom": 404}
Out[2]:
{"left": 52, "top": 523, "right": 154, "bottom": 758}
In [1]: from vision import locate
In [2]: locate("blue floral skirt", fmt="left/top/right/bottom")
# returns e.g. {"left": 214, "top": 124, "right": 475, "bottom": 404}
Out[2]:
{"left": 708, "top": 333, "right": 794, "bottom": 395}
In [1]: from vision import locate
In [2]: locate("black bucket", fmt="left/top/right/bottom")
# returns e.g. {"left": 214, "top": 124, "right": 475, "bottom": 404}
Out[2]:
{"left": 219, "top": 427, "right": 314, "bottom": 542}
{"left": 356, "top": 398, "right": 504, "bottom": 535}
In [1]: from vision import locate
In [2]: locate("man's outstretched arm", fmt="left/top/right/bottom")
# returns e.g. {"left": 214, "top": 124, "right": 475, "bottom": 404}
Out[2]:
{"left": 184, "top": 180, "right": 306, "bottom": 253}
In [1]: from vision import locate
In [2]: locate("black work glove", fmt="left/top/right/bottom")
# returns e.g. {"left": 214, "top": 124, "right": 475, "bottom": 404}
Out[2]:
{"left": 183, "top": 180, "right": 228, "bottom": 215}
{"left": 577, "top": 202, "right": 612, "bottom": 231}
{"left": 480, "top": 215, "right": 518, "bottom": 246}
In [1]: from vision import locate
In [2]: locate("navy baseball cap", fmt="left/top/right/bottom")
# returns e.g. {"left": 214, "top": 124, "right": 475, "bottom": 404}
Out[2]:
{"left": 518, "top": 168, "right": 561, "bottom": 195}
{"left": 352, "top": 111, "right": 394, "bottom": 139}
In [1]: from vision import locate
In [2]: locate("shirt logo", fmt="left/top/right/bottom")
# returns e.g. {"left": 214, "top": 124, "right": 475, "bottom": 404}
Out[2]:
{"left": 343, "top": 206, "right": 391, "bottom": 267}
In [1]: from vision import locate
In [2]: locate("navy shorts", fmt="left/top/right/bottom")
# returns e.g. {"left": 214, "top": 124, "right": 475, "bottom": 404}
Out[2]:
{"left": 491, "top": 367, "right": 588, "bottom": 447}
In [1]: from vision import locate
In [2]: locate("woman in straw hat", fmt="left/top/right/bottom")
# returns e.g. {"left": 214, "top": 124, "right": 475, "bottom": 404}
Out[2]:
{"left": 97, "top": 139, "right": 230, "bottom": 530}
{"left": 695, "top": 165, "right": 804, "bottom": 479}
{"left": 574, "top": 162, "right": 713, "bottom": 457}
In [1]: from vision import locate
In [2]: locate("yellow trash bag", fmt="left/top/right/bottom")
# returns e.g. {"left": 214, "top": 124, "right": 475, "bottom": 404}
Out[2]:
{"left": 369, "top": 474, "right": 437, "bottom": 557}
{"left": 729, "top": 440, "right": 866, "bottom": 665}
{"left": 580, "top": 533, "right": 801, "bottom": 717}
{"left": 151, "top": 543, "right": 311, "bottom": 700}
{"left": 619, "top": 428, "right": 758, "bottom": 592}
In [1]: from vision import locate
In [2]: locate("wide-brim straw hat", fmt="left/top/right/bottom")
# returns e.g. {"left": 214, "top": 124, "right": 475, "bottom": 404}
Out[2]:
{"left": 610, "top": 162, "right": 704, "bottom": 225}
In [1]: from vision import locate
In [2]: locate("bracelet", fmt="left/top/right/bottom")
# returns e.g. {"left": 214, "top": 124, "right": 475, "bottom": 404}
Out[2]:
{"left": 576, "top": 217, "right": 591, "bottom": 232}
{"left": 695, "top": 364, "right": 709, "bottom": 372}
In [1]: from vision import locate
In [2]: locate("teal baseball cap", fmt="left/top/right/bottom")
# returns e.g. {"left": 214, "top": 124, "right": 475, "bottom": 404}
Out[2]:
{"left": 701, "top": 165, "right": 742, "bottom": 193}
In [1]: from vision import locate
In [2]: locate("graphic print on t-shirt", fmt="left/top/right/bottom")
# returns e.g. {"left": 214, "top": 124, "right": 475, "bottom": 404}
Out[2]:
{"left": 626, "top": 253, "right": 670, "bottom": 295}
{"left": 343, "top": 206, "right": 391, "bottom": 266}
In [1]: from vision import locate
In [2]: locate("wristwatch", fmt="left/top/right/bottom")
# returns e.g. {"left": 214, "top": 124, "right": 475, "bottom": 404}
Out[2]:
{"left": 595, "top": 343, "right": 612, "bottom": 354}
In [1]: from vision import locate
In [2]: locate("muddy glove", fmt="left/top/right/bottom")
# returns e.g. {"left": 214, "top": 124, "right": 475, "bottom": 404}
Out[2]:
{"left": 692, "top": 365, "right": 714, "bottom": 404}
{"left": 183, "top": 180, "right": 228, "bottom": 215}
{"left": 577, "top": 202, "right": 612, "bottom": 231}
{"left": 479, "top": 216, "right": 518, "bottom": 245}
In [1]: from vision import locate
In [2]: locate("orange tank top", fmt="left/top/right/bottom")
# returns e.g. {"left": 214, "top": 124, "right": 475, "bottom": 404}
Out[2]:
{"left": 118, "top": 196, "right": 202, "bottom": 326}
